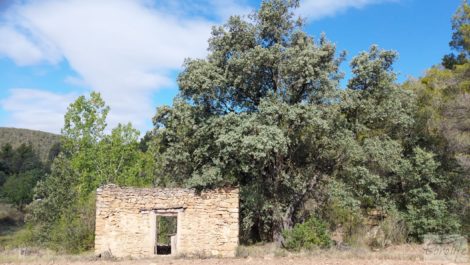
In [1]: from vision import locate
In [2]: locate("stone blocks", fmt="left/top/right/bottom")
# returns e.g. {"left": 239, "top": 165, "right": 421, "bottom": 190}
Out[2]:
{"left": 94, "top": 184, "right": 239, "bottom": 258}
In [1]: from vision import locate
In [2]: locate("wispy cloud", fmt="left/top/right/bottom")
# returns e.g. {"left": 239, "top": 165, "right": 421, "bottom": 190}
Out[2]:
{"left": 64, "top": 75, "right": 88, "bottom": 88}
{"left": 0, "top": 25, "right": 60, "bottom": 65}
{"left": 299, "top": 0, "right": 396, "bottom": 20}
{"left": 0, "top": 0, "right": 246, "bottom": 133}
{"left": 1, "top": 89, "right": 77, "bottom": 132}
{"left": 208, "top": 0, "right": 253, "bottom": 20}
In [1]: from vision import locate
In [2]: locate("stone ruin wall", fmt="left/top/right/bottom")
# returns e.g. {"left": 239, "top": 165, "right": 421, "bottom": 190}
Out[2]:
{"left": 95, "top": 185, "right": 239, "bottom": 257}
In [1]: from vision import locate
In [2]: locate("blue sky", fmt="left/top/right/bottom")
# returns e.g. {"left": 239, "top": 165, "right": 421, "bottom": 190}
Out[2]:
{"left": 0, "top": 0, "right": 461, "bottom": 134}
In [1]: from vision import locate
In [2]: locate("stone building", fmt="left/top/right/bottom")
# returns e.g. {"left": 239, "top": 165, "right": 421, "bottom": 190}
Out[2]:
{"left": 94, "top": 184, "right": 239, "bottom": 257}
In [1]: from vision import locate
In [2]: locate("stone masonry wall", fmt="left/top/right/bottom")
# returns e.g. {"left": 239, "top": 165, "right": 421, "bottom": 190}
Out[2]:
{"left": 95, "top": 185, "right": 239, "bottom": 258}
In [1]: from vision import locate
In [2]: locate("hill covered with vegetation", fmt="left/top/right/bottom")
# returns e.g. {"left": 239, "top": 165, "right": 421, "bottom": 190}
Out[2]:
{"left": 0, "top": 128, "right": 60, "bottom": 162}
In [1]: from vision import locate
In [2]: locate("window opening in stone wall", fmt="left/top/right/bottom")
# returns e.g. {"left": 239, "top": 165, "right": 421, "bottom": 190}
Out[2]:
{"left": 155, "top": 215, "right": 177, "bottom": 255}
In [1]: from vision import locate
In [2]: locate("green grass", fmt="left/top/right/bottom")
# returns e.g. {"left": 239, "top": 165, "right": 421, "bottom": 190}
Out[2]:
{"left": 0, "top": 225, "right": 24, "bottom": 248}
{"left": 0, "top": 202, "right": 27, "bottom": 249}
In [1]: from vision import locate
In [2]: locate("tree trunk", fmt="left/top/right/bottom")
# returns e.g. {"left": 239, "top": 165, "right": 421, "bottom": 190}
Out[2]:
{"left": 272, "top": 203, "right": 295, "bottom": 247}
{"left": 272, "top": 173, "right": 323, "bottom": 246}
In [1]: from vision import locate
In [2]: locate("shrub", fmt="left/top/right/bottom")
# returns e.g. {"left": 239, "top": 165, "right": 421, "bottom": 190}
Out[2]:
{"left": 404, "top": 188, "right": 461, "bottom": 241}
{"left": 48, "top": 194, "right": 95, "bottom": 253}
{"left": 322, "top": 180, "right": 364, "bottom": 246}
{"left": 1, "top": 170, "right": 42, "bottom": 209}
{"left": 283, "top": 216, "right": 331, "bottom": 251}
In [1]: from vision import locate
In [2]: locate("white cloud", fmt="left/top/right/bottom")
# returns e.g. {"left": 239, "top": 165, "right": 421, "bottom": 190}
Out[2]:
{"left": 0, "top": 89, "right": 77, "bottom": 133}
{"left": 64, "top": 75, "right": 88, "bottom": 88}
{"left": 0, "top": 0, "right": 394, "bottom": 133}
{"left": 0, "top": 0, "right": 231, "bottom": 133}
{"left": 0, "top": 26, "right": 60, "bottom": 65}
{"left": 299, "top": 0, "right": 396, "bottom": 20}
{"left": 208, "top": 0, "right": 253, "bottom": 20}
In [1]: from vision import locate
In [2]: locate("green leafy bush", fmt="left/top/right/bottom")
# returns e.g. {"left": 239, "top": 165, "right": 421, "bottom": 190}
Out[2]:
{"left": 156, "top": 215, "right": 177, "bottom": 245}
{"left": 283, "top": 216, "right": 331, "bottom": 251}
{"left": 322, "top": 180, "right": 364, "bottom": 245}
{"left": 1, "top": 170, "right": 41, "bottom": 209}
{"left": 48, "top": 194, "right": 95, "bottom": 253}
{"left": 398, "top": 148, "right": 461, "bottom": 240}
{"left": 404, "top": 186, "right": 461, "bottom": 240}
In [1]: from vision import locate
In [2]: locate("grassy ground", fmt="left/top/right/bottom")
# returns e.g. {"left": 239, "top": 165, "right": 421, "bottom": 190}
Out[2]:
{"left": 0, "top": 225, "right": 22, "bottom": 250}
{"left": 0, "top": 244, "right": 467, "bottom": 265}
{"left": 0, "top": 202, "right": 28, "bottom": 251}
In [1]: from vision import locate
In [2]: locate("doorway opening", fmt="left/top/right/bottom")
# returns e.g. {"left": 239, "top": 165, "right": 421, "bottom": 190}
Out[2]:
{"left": 155, "top": 215, "right": 177, "bottom": 255}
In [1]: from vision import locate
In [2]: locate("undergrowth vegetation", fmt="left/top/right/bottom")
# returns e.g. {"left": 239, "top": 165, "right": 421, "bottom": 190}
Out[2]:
{"left": 283, "top": 216, "right": 331, "bottom": 251}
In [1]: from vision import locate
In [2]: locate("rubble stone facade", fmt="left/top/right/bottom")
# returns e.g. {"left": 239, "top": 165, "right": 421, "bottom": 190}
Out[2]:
{"left": 95, "top": 185, "right": 239, "bottom": 257}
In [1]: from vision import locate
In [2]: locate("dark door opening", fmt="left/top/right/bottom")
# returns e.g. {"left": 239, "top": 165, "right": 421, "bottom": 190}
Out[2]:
{"left": 155, "top": 215, "right": 177, "bottom": 255}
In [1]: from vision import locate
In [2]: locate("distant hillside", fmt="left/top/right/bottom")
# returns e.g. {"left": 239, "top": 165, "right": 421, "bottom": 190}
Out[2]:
{"left": 0, "top": 127, "right": 60, "bottom": 162}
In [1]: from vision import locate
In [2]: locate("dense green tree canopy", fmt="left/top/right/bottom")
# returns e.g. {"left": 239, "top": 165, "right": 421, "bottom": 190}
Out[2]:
{"left": 0, "top": 143, "right": 46, "bottom": 209}
{"left": 151, "top": 0, "right": 464, "bottom": 244}
{"left": 153, "top": 0, "right": 347, "bottom": 243}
